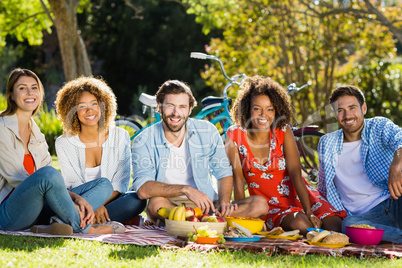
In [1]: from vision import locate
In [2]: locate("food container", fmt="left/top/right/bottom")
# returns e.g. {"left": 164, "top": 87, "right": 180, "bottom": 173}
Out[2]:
{"left": 345, "top": 226, "right": 384, "bottom": 246}
{"left": 225, "top": 217, "right": 264, "bottom": 234}
{"left": 165, "top": 219, "right": 227, "bottom": 237}
{"left": 196, "top": 236, "right": 219, "bottom": 244}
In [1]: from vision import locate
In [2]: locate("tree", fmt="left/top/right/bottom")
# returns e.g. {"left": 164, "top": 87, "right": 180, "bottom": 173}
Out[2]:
{"left": 0, "top": 0, "right": 91, "bottom": 81}
{"left": 300, "top": 0, "right": 402, "bottom": 45}
{"left": 183, "top": 0, "right": 400, "bottom": 127}
{"left": 46, "top": 0, "right": 92, "bottom": 81}
{"left": 84, "top": 0, "right": 217, "bottom": 116}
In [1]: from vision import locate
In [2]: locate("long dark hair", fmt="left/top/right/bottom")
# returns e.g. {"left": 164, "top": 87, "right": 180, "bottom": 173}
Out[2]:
{"left": 0, "top": 68, "right": 44, "bottom": 116}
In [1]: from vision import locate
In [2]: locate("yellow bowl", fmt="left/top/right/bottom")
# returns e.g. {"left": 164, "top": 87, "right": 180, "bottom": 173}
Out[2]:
{"left": 165, "top": 219, "right": 227, "bottom": 237}
{"left": 225, "top": 217, "right": 264, "bottom": 234}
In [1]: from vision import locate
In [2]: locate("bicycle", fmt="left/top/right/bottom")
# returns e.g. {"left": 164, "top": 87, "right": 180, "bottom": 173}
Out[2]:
{"left": 115, "top": 53, "right": 324, "bottom": 184}
{"left": 287, "top": 83, "right": 324, "bottom": 184}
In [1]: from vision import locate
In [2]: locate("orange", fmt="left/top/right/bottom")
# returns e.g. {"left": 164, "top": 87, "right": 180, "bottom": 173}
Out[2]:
{"left": 193, "top": 207, "right": 203, "bottom": 219}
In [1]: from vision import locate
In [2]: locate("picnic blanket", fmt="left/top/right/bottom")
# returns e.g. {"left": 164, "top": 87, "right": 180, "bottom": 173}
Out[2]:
{"left": 0, "top": 225, "right": 183, "bottom": 246}
{"left": 174, "top": 238, "right": 402, "bottom": 260}
{"left": 1, "top": 226, "right": 401, "bottom": 259}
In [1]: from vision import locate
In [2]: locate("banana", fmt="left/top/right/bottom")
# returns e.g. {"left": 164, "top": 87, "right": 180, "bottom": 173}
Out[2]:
{"left": 157, "top": 207, "right": 171, "bottom": 219}
{"left": 174, "top": 204, "right": 186, "bottom": 221}
{"left": 168, "top": 206, "right": 178, "bottom": 220}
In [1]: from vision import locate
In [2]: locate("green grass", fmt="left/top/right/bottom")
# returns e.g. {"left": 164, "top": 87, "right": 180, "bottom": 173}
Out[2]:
{"left": 0, "top": 235, "right": 400, "bottom": 267}
{"left": 14, "top": 158, "right": 399, "bottom": 267}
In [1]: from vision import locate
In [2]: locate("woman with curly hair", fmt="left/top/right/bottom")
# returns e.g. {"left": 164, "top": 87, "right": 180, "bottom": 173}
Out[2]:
{"left": 226, "top": 76, "right": 346, "bottom": 234}
{"left": 0, "top": 68, "right": 114, "bottom": 235}
{"left": 55, "top": 77, "right": 146, "bottom": 227}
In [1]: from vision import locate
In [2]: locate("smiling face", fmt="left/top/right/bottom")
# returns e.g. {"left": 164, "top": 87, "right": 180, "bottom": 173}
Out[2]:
{"left": 249, "top": 95, "right": 275, "bottom": 131}
{"left": 334, "top": 95, "right": 366, "bottom": 141}
{"left": 76, "top": 91, "right": 101, "bottom": 128}
{"left": 12, "top": 76, "right": 41, "bottom": 114}
{"left": 160, "top": 93, "right": 192, "bottom": 133}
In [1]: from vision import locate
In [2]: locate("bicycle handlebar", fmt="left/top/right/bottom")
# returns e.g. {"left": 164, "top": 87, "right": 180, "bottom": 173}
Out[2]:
{"left": 191, "top": 52, "right": 246, "bottom": 98}
{"left": 287, "top": 83, "right": 309, "bottom": 95}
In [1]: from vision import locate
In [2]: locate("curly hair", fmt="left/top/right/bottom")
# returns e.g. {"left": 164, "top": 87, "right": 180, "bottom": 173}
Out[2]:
{"left": 55, "top": 76, "right": 117, "bottom": 135}
{"left": 230, "top": 76, "right": 293, "bottom": 130}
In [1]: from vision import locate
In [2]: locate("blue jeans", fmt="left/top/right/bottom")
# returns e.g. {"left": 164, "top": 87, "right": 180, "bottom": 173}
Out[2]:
{"left": 0, "top": 167, "right": 82, "bottom": 232}
{"left": 342, "top": 198, "right": 402, "bottom": 243}
{"left": 105, "top": 191, "right": 146, "bottom": 222}
{"left": 37, "top": 176, "right": 113, "bottom": 233}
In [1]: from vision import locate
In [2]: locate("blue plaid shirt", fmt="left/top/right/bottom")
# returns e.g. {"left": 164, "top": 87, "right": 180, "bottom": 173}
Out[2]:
{"left": 317, "top": 117, "right": 402, "bottom": 215}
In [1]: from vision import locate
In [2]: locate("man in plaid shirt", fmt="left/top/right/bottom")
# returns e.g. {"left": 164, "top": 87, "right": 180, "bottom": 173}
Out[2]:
{"left": 317, "top": 85, "right": 402, "bottom": 243}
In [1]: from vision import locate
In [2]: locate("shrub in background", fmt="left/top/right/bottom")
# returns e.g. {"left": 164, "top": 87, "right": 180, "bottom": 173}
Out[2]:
{"left": 33, "top": 104, "right": 63, "bottom": 155}
{"left": 0, "top": 94, "right": 6, "bottom": 111}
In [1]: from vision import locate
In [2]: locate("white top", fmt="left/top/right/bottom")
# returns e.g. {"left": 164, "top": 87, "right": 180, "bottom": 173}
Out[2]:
{"left": 55, "top": 127, "right": 131, "bottom": 193}
{"left": 164, "top": 136, "right": 197, "bottom": 189}
{"left": 85, "top": 166, "right": 101, "bottom": 182}
{"left": 334, "top": 140, "right": 388, "bottom": 215}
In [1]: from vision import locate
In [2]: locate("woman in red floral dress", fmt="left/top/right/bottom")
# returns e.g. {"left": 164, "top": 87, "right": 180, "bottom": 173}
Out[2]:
{"left": 225, "top": 76, "right": 346, "bottom": 234}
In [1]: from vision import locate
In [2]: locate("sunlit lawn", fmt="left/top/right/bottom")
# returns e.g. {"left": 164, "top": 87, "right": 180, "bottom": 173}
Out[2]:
{"left": 0, "top": 235, "right": 400, "bottom": 267}
{"left": 39, "top": 156, "right": 401, "bottom": 267}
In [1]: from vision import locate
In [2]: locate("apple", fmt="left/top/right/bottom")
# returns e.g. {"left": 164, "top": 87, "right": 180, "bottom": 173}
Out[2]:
{"left": 200, "top": 214, "right": 210, "bottom": 222}
{"left": 185, "top": 207, "right": 195, "bottom": 219}
{"left": 207, "top": 216, "right": 218, "bottom": 223}
{"left": 187, "top": 215, "right": 200, "bottom": 222}
{"left": 216, "top": 217, "right": 225, "bottom": 223}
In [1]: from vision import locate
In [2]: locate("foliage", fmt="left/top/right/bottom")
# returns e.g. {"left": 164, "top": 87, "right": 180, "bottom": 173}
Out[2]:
{"left": 83, "top": 0, "right": 219, "bottom": 117}
{"left": 0, "top": 0, "right": 52, "bottom": 47}
{"left": 0, "top": 93, "right": 6, "bottom": 111}
{"left": 0, "top": 0, "right": 91, "bottom": 47}
{"left": 184, "top": 0, "right": 400, "bottom": 128}
{"left": 33, "top": 104, "right": 63, "bottom": 156}
{"left": 0, "top": 0, "right": 92, "bottom": 81}
{"left": 0, "top": 235, "right": 401, "bottom": 267}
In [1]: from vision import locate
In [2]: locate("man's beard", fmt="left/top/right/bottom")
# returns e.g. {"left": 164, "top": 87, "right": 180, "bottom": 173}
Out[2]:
{"left": 161, "top": 111, "right": 189, "bottom": 132}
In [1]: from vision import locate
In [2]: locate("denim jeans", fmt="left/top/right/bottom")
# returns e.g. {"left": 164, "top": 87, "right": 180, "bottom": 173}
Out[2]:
{"left": 36, "top": 176, "right": 113, "bottom": 233}
{"left": 0, "top": 167, "right": 82, "bottom": 232}
{"left": 105, "top": 191, "right": 146, "bottom": 222}
{"left": 342, "top": 198, "right": 402, "bottom": 243}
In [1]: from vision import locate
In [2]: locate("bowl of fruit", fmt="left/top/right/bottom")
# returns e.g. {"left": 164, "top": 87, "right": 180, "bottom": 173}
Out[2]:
{"left": 159, "top": 204, "right": 227, "bottom": 237}
{"left": 187, "top": 225, "right": 226, "bottom": 244}
{"left": 345, "top": 224, "right": 384, "bottom": 246}
{"left": 225, "top": 217, "right": 264, "bottom": 234}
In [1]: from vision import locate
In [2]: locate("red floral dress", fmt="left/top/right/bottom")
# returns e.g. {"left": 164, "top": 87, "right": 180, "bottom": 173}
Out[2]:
{"left": 227, "top": 125, "right": 347, "bottom": 230}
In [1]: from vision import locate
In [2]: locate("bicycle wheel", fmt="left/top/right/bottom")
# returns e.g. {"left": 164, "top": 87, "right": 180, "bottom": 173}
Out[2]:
{"left": 294, "top": 130, "right": 324, "bottom": 185}
{"left": 115, "top": 117, "right": 142, "bottom": 147}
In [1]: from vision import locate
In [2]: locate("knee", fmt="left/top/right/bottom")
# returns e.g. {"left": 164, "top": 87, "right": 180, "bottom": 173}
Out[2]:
{"left": 127, "top": 193, "right": 147, "bottom": 211}
{"left": 96, "top": 177, "right": 114, "bottom": 196}
{"left": 32, "top": 166, "right": 64, "bottom": 187}
{"left": 147, "top": 197, "right": 167, "bottom": 214}
{"left": 342, "top": 216, "right": 361, "bottom": 232}
{"left": 249, "top": 196, "right": 269, "bottom": 217}
{"left": 37, "top": 166, "right": 62, "bottom": 179}
{"left": 286, "top": 213, "right": 312, "bottom": 232}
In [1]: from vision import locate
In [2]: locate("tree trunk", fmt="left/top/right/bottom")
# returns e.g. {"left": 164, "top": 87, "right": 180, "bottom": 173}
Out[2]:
{"left": 48, "top": 0, "right": 92, "bottom": 81}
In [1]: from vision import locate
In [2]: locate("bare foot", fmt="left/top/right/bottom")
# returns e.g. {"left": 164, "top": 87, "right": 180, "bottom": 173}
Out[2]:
{"left": 87, "top": 225, "right": 112, "bottom": 234}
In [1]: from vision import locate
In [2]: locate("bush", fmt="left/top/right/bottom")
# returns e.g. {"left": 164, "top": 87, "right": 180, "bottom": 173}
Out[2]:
{"left": 33, "top": 105, "right": 63, "bottom": 155}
